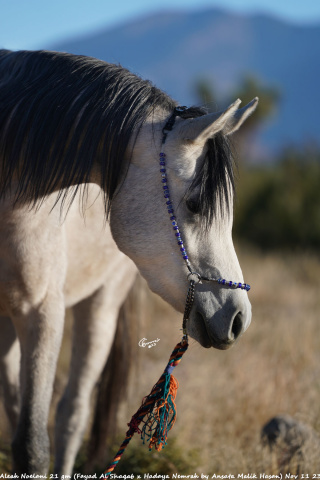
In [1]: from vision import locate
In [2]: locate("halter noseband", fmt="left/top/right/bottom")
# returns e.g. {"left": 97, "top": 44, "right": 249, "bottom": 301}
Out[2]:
{"left": 160, "top": 106, "right": 251, "bottom": 338}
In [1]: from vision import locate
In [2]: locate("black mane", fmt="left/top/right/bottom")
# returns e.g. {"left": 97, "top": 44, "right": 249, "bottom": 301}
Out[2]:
{"left": 0, "top": 50, "right": 235, "bottom": 223}
{"left": 0, "top": 50, "right": 175, "bottom": 212}
{"left": 188, "top": 131, "right": 235, "bottom": 229}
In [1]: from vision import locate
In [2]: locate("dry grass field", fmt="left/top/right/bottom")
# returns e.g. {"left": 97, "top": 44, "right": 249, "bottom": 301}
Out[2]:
{"left": 1, "top": 246, "right": 320, "bottom": 475}
{"left": 120, "top": 246, "right": 320, "bottom": 476}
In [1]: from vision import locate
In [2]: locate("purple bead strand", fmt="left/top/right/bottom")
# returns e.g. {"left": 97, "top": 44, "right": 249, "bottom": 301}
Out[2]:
{"left": 159, "top": 152, "right": 191, "bottom": 269}
{"left": 218, "top": 278, "right": 251, "bottom": 291}
{"left": 159, "top": 150, "right": 251, "bottom": 291}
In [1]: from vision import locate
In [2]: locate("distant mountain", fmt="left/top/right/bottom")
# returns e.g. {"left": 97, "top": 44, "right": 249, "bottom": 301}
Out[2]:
{"left": 53, "top": 8, "right": 320, "bottom": 158}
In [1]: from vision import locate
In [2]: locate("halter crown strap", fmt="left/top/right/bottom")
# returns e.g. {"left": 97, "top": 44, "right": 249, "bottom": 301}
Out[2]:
{"left": 162, "top": 106, "right": 187, "bottom": 144}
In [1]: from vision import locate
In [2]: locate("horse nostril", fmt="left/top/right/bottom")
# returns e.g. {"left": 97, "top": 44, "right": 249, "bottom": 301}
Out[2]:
{"left": 231, "top": 312, "right": 243, "bottom": 340}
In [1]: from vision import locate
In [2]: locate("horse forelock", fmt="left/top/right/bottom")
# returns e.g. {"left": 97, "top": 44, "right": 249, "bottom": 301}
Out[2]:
{"left": 179, "top": 108, "right": 236, "bottom": 230}
{"left": 0, "top": 49, "right": 176, "bottom": 215}
{"left": 197, "top": 133, "right": 235, "bottom": 229}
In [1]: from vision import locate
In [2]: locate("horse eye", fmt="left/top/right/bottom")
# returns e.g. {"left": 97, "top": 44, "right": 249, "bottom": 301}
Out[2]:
{"left": 186, "top": 198, "right": 201, "bottom": 214}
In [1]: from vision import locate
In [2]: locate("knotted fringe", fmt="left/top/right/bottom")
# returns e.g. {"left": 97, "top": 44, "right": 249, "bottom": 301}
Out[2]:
{"left": 103, "top": 338, "right": 188, "bottom": 476}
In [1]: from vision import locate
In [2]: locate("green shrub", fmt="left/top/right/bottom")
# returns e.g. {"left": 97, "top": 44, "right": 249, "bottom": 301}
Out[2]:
{"left": 234, "top": 145, "right": 320, "bottom": 250}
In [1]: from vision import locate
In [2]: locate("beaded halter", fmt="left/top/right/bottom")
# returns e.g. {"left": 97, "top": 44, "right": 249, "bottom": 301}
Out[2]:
{"left": 161, "top": 107, "right": 250, "bottom": 292}
{"left": 103, "top": 106, "right": 251, "bottom": 476}
{"left": 160, "top": 106, "right": 250, "bottom": 337}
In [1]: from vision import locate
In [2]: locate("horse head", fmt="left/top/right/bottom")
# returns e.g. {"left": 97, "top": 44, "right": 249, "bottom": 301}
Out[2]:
{"left": 111, "top": 98, "right": 258, "bottom": 350}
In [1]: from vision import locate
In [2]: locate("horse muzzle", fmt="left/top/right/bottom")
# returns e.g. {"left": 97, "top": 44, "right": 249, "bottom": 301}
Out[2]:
{"left": 188, "top": 295, "right": 252, "bottom": 350}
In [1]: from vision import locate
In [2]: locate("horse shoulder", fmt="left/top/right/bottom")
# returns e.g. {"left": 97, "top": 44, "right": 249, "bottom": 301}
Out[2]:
{"left": 64, "top": 187, "right": 136, "bottom": 308}
{"left": 0, "top": 195, "right": 67, "bottom": 317}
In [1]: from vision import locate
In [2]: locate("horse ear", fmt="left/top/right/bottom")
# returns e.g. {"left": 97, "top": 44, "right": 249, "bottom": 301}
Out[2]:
{"left": 180, "top": 97, "right": 259, "bottom": 142}
{"left": 224, "top": 97, "right": 259, "bottom": 135}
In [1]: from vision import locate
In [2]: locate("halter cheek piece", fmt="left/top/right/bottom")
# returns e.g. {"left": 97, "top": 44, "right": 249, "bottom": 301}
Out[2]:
{"left": 160, "top": 106, "right": 251, "bottom": 338}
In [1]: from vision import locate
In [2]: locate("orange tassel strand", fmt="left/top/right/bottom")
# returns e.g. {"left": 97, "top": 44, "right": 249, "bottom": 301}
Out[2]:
{"left": 148, "top": 374, "right": 179, "bottom": 451}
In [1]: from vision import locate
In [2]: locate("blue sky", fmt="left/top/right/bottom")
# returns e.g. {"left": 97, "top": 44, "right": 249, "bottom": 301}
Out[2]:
{"left": 1, "top": 0, "right": 320, "bottom": 50}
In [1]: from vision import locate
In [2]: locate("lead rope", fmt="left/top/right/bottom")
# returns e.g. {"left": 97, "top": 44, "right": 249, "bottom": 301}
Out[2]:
{"left": 103, "top": 106, "right": 250, "bottom": 476}
{"left": 103, "top": 287, "right": 192, "bottom": 477}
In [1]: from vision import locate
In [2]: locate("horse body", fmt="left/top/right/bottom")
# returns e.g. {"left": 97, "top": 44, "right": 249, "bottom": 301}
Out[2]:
{"left": 0, "top": 49, "right": 257, "bottom": 474}
{"left": 0, "top": 186, "right": 137, "bottom": 474}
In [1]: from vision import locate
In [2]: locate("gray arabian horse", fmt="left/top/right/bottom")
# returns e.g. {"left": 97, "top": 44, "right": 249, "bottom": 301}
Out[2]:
{"left": 0, "top": 49, "right": 258, "bottom": 475}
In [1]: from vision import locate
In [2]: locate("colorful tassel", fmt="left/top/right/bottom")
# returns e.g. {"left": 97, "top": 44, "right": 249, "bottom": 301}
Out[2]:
{"left": 103, "top": 337, "right": 188, "bottom": 476}
{"left": 146, "top": 373, "right": 178, "bottom": 451}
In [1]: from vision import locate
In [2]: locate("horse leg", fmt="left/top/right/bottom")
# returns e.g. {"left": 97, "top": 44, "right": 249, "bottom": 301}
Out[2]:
{"left": 11, "top": 290, "right": 65, "bottom": 475}
{"left": 86, "top": 277, "right": 142, "bottom": 471}
{"left": 54, "top": 271, "right": 136, "bottom": 476}
{"left": 0, "top": 199, "right": 67, "bottom": 474}
{"left": 0, "top": 316, "right": 20, "bottom": 434}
